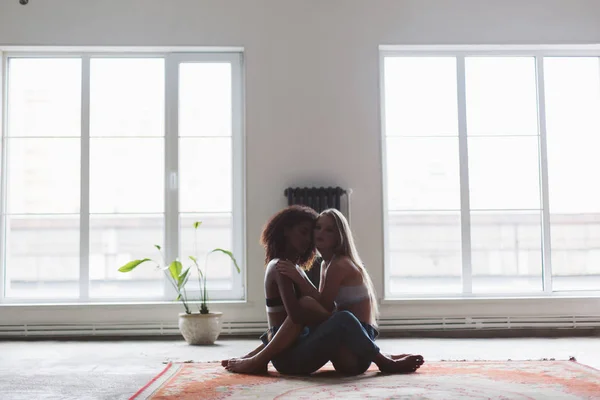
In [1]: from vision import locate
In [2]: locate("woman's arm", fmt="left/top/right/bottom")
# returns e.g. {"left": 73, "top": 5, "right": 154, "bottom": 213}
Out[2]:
{"left": 276, "top": 260, "right": 322, "bottom": 301}
{"left": 317, "top": 258, "right": 347, "bottom": 312}
{"left": 277, "top": 258, "right": 348, "bottom": 312}
{"left": 275, "top": 271, "right": 324, "bottom": 325}
{"left": 296, "top": 268, "right": 322, "bottom": 300}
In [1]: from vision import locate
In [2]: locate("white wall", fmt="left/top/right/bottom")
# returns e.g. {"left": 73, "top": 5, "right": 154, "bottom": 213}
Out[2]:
{"left": 1, "top": 0, "right": 600, "bottom": 327}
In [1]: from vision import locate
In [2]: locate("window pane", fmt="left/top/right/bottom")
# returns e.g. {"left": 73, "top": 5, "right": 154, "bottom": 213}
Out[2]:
{"left": 90, "top": 58, "right": 164, "bottom": 137}
{"left": 471, "top": 211, "right": 543, "bottom": 293}
{"left": 179, "top": 138, "right": 232, "bottom": 213}
{"left": 90, "top": 214, "right": 164, "bottom": 298}
{"left": 383, "top": 57, "right": 458, "bottom": 136}
{"left": 544, "top": 57, "right": 600, "bottom": 291}
{"left": 90, "top": 138, "right": 164, "bottom": 213}
{"left": 550, "top": 216, "right": 600, "bottom": 291}
{"left": 387, "top": 211, "right": 462, "bottom": 295}
{"left": 468, "top": 137, "right": 541, "bottom": 210}
{"left": 4, "top": 215, "right": 79, "bottom": 298}
{"left": 179, "top": 63, "right": 232, "bottom": 137}
{"left": 7, "top": 58, "right": 81, "bottom": 137}
{"left": 386, "top": 137, "right": 460, "bottom": 210}
{"left": 180, "top": 214, "right": 234, "bottom": 292}
{"left": 7, "top": 138, "right": 80, "bottom": 214}
{"left": 465, "top": 57, "right": 538, "bottom": 136}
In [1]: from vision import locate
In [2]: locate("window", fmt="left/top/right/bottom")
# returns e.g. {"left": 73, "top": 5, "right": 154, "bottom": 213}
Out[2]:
{"left": 544, "top": 57, "right": 600, "bottom": 291}
{"left": 382, "top": 49, "right": 600, "bottom": 297}
{"left": 0, "top": 52, "right": 244, "bottom": 302}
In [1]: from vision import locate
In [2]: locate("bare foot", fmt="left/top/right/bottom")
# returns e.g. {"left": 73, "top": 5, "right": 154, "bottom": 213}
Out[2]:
{"left": 222, "top": 354, "right": 255, "bottom": 368}
{"left": 225, "top": 357, "right": 269, "bottom": 375}
{"left": 386, "top": 353, "right": 410, "bottom": 360}
{"left": 376, "top": 354, "right": 424, "bottom": 374}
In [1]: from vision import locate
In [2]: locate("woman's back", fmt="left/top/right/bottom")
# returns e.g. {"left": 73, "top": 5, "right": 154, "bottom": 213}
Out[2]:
{"left": 264, "top": 259, "right": 288, "bottom": 328}
{"left": 265, "top": 258, "right": 313, "bottom": 328}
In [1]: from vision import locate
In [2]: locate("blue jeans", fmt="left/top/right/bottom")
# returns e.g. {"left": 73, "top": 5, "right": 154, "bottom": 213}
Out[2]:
{"left": 260, "top": 310, "right": 380, "bottom": 375}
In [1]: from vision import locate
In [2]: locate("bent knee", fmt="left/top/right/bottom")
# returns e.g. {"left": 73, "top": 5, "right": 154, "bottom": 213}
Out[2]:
{"left": 332, "top": 360, "right": 367, "bottom": 376}
{"left": 331, "top": 310, "right": 357, "bottom": 323}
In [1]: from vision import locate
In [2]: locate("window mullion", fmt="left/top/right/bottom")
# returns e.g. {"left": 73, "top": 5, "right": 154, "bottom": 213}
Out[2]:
{"left": 536, "top": 56, "right": 553, "bottom": 294}
{"left": 79, "top": 55, "right": 90, "bottom": 301}
{"left": 231, "top": 54, "right": 245, "bottom": 300}
{"left": 0, "top": 52, "right": 5, "bottom": 301}
{"left": 456, "top": 56, "right": 473, "bottom": 295}
{"left": 164, "top": 56, "right": 180, "bottom": 300}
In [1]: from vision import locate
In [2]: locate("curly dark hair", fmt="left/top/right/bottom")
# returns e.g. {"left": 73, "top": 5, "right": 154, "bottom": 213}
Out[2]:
{"left": 260, "top": 205, "right": 319, "bottom": 270}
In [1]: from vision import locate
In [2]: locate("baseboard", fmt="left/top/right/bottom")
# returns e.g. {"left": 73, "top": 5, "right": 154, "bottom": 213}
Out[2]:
{"left": 1, "top": 315, "right": 599, "bottom": 339}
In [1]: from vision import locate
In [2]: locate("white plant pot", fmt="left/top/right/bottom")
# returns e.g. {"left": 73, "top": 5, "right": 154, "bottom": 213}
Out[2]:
{"left": 178, "top": 312, "right": 223, "bottom": 345}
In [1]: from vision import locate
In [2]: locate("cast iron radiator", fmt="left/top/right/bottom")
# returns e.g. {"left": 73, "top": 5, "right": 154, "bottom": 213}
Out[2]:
{"left": 283, "top": 186, "right": 348, "bottom": 287}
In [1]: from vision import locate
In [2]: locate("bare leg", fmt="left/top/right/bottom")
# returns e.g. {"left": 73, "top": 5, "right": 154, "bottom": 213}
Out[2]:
{"left": 227, "top": 304, "right": 425, "bottom": 375}
{"left": 327, "top": 314, "right": 424, "bottom": 375}
{"left": 320, "top": 351, "right": 424, "bottom": 376}
{"left": 331, "top": 349, "right": 415, "bottom": 375}
{"left": 299, "top": 310, "right": 424, "bottom": 375}
{"left": 225, "top": 297, "right": 331, "bottom": 374}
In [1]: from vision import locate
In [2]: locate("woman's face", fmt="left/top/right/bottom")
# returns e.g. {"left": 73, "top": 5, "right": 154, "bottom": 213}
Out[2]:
{"left": 314, "top": 214, "right": 338, "bottom": 252}
{"left": 285, "top": 220, "right": 314, "bottom": 256}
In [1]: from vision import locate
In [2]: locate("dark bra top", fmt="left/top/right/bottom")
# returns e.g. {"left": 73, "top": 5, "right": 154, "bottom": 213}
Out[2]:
{"left": 266, "top": 296, "right": 284, "bottom": 307}
{"left": 265, "top": 282, "right": 301, "bottom": 312}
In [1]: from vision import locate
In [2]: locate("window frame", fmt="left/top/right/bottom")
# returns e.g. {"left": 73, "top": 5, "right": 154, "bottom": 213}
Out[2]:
{"left": 380, "top": 45, "right": 600, "bottom": 299}
{"left": 0, "top": 49, "right": 245, "bottom": 304}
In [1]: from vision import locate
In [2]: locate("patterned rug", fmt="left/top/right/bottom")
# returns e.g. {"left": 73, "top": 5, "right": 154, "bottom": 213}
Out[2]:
{"left": 130, "top": 360, "right": 600, "bottom": 399}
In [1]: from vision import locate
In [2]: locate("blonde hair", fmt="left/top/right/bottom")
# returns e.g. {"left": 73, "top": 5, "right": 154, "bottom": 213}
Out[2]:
{"left": 319, "top": 208, "right": 379, "bottom": 325}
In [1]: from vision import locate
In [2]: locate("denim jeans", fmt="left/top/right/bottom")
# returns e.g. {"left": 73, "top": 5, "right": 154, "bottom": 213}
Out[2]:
{"left": 260, "top": 310, "right": 380, "bottom": 375}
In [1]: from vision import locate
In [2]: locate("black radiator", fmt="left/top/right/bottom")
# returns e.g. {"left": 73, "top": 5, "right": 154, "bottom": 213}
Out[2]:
{"left": 284, "top": 186, "right": 346, "bottom": 213}
{"left": 283, "top": 186, "right": 347, "bottom": 287}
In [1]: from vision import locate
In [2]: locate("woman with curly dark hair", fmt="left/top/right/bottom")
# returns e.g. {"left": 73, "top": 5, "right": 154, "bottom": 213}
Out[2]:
{"left": 223, "top": 205, "right": 423, "bottom": 375}
{"left": 222, "top": 205, "right": 330, "bottom": 374}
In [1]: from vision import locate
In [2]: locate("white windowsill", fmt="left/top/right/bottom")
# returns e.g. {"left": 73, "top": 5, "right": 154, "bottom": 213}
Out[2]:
{"left": 382, "top": 293, "right": 600, "bottom": 304}
{"left": 0, "top": 300, "right": 254, "bottom": 308}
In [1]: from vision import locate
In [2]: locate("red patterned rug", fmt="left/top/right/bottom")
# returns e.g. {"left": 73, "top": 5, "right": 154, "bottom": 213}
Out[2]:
{"left": 131, "top": 360, "right": 600, "bottom": 399}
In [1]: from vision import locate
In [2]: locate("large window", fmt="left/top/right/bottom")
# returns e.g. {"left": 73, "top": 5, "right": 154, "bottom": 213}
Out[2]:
{"left": 0, "top": 52, "right": 244, "bottom": 302}
{"left": 382, "top": 49, "right": 600, "bottom": 297}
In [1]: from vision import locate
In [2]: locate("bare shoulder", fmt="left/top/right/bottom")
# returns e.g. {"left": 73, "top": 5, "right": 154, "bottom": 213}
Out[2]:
{"left": 264, "top": 258, "right": 280, "bottom": 281}
{"left": 330, "top": 255, "right": 355, "bottom": 271}
{"left": 265, "top": 258, "right": 280, "bottom": 271}
{"left": 330, "top": 256, "right": 363, "bottom": 280}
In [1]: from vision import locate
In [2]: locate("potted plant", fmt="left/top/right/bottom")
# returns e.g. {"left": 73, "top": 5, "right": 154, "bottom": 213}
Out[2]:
{"left": 118, "top": 221, "right": 240, "bottom": 345}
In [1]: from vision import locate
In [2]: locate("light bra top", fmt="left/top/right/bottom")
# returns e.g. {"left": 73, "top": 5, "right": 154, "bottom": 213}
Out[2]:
{"left": 335, "top": 284, "right": 370, "bottom": 308}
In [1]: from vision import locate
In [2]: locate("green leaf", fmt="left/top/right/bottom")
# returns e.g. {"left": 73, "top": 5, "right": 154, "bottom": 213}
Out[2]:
{"left": 168, "top": 260, "right": 183, "bottom": 282}
{"left": 182, "top": 274, "right": 191, "bottom": 289}
{"left": 154, "top": 244, "right": 161, "bottom": 251}
{"left": 176, "top": 294, "right": 182, "bottom": 301}
{"left": 118, "top": 258, "right": 152, "bottom": 272}
{"left": 177, "top": 267, "right": 191, "bottom": 289}
{"left": 193, "top": 221, "right": 202, "bottom": 229}
{"left": 189, "top": 256, "right": 203, "bottom": 278}
{"left": 209, "top": 248, "right": 241, "bottom": 274}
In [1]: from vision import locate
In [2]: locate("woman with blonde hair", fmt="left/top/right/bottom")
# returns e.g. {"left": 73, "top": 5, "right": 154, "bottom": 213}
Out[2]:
{"left": 224, "top": 208, "right": 423, "bottom": 375}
